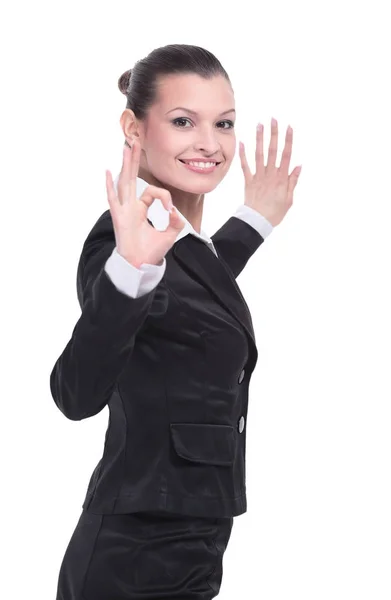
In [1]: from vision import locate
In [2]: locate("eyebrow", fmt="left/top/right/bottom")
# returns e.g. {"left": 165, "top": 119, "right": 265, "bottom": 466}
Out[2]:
{"left": 165, "top": 107, "right": 236, "bottom": 116}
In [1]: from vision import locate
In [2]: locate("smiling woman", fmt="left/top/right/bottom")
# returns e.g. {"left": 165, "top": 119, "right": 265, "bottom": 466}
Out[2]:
{"left": 52, "top": 43, "right": 277, "bottom": 600}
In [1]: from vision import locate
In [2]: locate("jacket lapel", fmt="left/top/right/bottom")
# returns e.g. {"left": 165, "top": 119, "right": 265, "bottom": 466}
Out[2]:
{"left": 172, "top": 234, "right": 257, "bottom": 352}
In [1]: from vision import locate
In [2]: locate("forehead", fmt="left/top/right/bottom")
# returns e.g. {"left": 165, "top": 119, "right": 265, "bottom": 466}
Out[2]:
{"left": 154, "top": 73, "right": 235, "bottom": 113}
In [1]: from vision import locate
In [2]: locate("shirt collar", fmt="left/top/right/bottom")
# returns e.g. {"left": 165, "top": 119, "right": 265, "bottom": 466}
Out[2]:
{"left": 113, "top": 173, "right": 217, "bottom": 255}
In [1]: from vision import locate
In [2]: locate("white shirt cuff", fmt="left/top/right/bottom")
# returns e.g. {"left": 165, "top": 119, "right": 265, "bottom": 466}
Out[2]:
{"left": 104, "top": 247, "right": 166, "bottom": 298}
{"left": 233, "top": 205, "right": 274, "bottom": 238}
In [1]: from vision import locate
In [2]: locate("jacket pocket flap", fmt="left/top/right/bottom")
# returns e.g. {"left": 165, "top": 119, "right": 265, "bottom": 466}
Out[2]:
{"left": 170, "top": 423, "right": 234, "bottom": 466}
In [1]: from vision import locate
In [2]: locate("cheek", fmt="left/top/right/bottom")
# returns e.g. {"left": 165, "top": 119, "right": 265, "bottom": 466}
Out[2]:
{"left": 226, "top": 137, "right": 236, "bottom": 158}
{"left": 154, "top": 140, "right": 181, "bottom": 162}
{"left": 224, "top": 145, "right": 236, "bottom": 167}
{"left": 146, "top": 145, "right": 175, "bottom": 170}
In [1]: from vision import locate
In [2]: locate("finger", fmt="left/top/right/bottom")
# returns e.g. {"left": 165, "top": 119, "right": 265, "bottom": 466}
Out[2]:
{"left": 118, "top": 139, "right": 140, "bottom": 205}
{"left": 279, "top": 126, "right": 293, "bottom": 177}
{"left": 128, "top": 137, "right": 141, "bottom": 181}
{"left": 238, "top": 141, "right": 252, "bottom": 184}
{"left": 287, "top": 167, "right": 301, "bottom": 202}
{"left": 293, "top": 165, "right": 302, "bottom": 183}
{"left": 106, "top": 169, "right": 118, "bottom": 212}
{"left": 255, "top": 123, "right": 264, "bottom": 176}
{"left": 266, "top": 117, "right": 278, "bottom": 171}
{"left": 139, "top": 185, "right": 173, "bottom": 212}
{"left": 119, "top": 143, "right": 133, "bottom": 181}
{"left": 116, "top": 144, "right": 133, "bottom": 204}
{"left": 128, "top": 139, "right": 141, "bottom": 206}
{"left": 167, "top": 205, "right": 186, "bottom": 233}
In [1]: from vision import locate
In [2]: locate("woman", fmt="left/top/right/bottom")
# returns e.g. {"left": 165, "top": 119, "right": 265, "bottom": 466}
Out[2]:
{"left": 51, "top": 43, "right": 301, "bottom": 599}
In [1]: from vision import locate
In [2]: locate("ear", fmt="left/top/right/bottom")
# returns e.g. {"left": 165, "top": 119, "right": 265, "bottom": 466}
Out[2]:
{"left": 119, "top": 108, "right": 137, "bottom": 146}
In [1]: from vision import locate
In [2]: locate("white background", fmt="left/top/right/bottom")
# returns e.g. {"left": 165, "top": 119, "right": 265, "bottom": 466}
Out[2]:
{"left": 1, "top": 0, "right": 390, "bottom": 598}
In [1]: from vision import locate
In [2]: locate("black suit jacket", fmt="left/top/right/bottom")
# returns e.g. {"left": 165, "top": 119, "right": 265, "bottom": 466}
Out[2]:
{"left": 50, "top": 209, "right": 265, "bottom": 518}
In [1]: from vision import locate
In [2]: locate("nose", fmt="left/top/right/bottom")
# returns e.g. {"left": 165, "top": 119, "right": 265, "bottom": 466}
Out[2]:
{"left": 193, "top": 127, "right": 222, "bottom": 156}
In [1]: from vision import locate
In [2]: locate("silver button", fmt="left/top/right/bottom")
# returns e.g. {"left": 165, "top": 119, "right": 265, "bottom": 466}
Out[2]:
{"left": 238, "top": 369, "right": 245, "bottom": 384}
{"left": 238, "top": 416, "right": 245, "bottom": 433}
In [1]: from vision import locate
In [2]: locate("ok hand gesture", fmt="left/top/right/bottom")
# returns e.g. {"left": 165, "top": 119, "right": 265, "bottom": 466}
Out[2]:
{"left": 106, "top": 138, "right": 185, "bottom": 268}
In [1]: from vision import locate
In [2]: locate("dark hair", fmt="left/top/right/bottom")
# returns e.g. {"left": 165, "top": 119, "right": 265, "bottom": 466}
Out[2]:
{"left": 118, "top": 44, "right": 231, "bottom": 126}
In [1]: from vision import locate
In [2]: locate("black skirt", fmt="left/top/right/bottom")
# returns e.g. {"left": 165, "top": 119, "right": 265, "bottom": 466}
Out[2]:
{"left": 56, "top": 508, "right": 234, "bottom": 599}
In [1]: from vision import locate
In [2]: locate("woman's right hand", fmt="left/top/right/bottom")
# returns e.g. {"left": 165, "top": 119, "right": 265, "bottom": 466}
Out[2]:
{"left": 105, "top": 138, "right": 185, "bottom": 268}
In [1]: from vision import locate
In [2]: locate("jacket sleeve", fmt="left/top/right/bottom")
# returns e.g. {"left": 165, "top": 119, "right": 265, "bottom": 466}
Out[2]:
{"left": 49, "top": 210, "right": 160, "bottom": 421}
{"left": 210, "top": 212, "right": 268, "bottom": 279}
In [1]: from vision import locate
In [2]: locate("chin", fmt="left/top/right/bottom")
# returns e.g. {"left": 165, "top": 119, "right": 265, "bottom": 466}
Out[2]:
{"left": 179, "top": 179, "right": 221, "bottom": 194}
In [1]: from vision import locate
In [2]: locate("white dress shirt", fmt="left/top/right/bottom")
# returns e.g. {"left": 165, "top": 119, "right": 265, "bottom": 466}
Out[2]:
{"left": 104, "top": 175, "right": 273, "bottom": 298}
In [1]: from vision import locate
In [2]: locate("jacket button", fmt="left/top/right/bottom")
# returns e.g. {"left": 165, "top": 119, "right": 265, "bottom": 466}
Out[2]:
{"left": 238, "top": 368, "right": 245, "bottom": 384}
{"left": 238, "top": 416, "right": 245, "bottom": 433}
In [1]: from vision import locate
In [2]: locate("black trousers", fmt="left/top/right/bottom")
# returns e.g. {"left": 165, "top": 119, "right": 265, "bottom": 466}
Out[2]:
{"left": 56, "top": 508, "right": 234, "bottom": 599}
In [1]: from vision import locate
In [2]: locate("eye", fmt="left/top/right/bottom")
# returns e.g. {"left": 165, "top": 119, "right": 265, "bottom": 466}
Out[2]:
{"left": 220, "top": 120, "right": 235, "bottom": 129}
{"left": 172, "top": 118, "right": 191, "bottom": 128}
{"left": 172, "top": 118, "right": 235, "bottom": 129}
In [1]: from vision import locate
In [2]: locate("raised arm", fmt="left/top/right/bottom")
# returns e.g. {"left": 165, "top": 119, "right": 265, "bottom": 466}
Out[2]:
{"left": 211, "top": 208, "right": 270, "bottom": 278}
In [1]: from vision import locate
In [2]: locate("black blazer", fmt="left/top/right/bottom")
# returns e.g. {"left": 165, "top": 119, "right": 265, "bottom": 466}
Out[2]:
{"left": 50, "top": 209, "right": 265, "bottom": 518}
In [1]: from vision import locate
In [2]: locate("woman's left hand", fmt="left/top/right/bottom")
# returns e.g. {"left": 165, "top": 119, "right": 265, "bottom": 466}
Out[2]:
{"left": 239, "top": 117, "right": 302, "bottom": 227}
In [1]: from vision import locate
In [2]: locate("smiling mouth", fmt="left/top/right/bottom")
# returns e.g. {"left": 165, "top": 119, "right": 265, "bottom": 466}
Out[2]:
{"left": 178, "top": 159, "right": 221, "bottom": 165}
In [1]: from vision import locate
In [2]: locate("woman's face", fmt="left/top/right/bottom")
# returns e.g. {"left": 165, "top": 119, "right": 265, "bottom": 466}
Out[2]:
{"left": 122, "top": 73, "right": 236, "bottom": 196}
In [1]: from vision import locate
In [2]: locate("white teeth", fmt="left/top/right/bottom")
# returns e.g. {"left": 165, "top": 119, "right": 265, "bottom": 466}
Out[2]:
{"left": 184, "top": 161, "right": 217, "bottom": 168}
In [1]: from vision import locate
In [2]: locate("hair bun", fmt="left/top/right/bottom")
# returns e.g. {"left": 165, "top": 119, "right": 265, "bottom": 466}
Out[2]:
{"left": 118, "top": 69, "right": 132, "bottom": 95}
